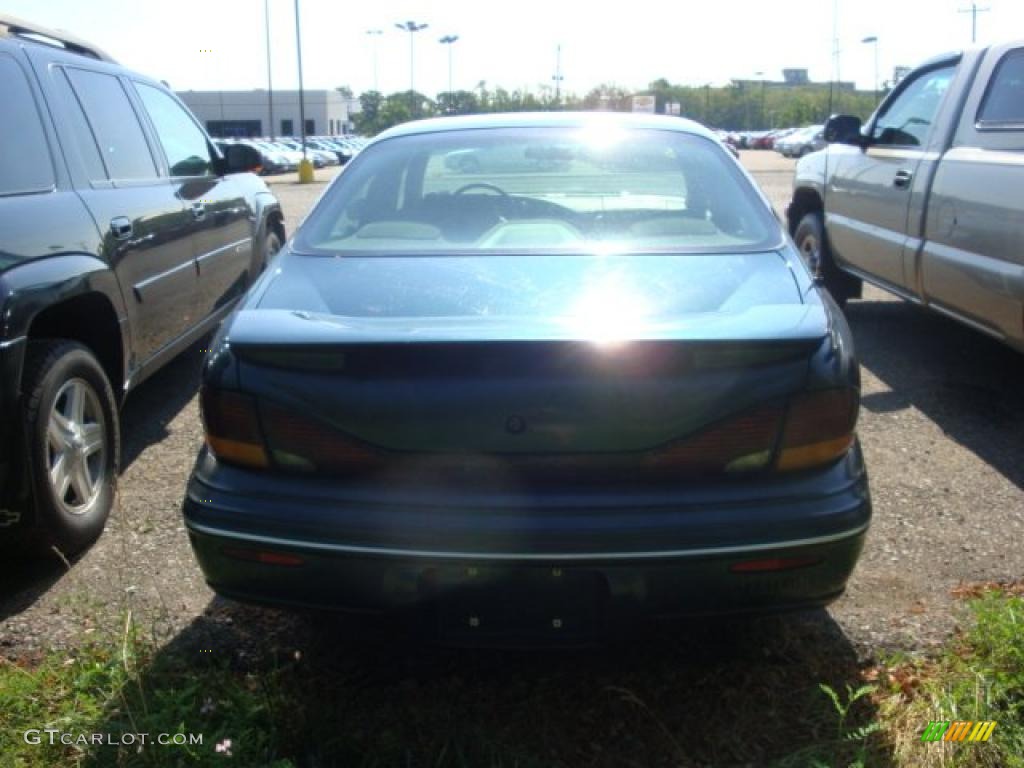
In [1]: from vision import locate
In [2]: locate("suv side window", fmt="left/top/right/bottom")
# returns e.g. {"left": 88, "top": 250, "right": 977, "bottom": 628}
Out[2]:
{"left": 66, "top": 68, "right": 157, "bottom": 181}
{"left": 978, "top": 49, "right": 1024, "bottom": 127}
{"left": 52, "top": 68, "right": 108, "bottom": 183}
{"left": 134, "top": 83, "right": 214, "bottom": 177}
{"left": 0, "top": 54, "right": 56, "bottom": 196}
{"left": 872, "top": 65, "right": 956, "bottom": 147}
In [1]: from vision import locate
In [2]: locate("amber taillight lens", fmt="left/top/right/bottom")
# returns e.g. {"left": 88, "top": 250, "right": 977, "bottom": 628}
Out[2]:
{"left": 200, "top": 388, "right": 270, "bottom": 469}
{"left": 776, "top": 388, "right": 857, "bottom": 471}
{"left": 646, "top": 404, "right": 785, "bottom": 474}
{"left": 259, "top": 402, "right": 384, "bottom": 474}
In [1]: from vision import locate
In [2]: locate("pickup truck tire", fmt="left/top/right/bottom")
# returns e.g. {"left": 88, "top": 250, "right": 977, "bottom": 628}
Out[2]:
{"left": 794, "top": 212, "right": 861, "bottom": 308}
{"left": 22, "top": 340, "right": 120, "bottom": 556}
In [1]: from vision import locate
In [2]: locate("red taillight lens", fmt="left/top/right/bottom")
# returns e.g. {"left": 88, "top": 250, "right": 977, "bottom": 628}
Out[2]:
{"left": 221, "top": 546, "right": 304, "bottom": 567}
{"left": 777, "top": 388, "right": 857, "bottom": 471}
{"left": 647, "top": 404, "right": 785, "bottom": 474}
{"left": 200, "top": 388, "right": 270, "bottom": 469}
{"left": 260, "top": 402, "right": 383, "bottom": 474}
{"left": 730, "top": 556, "right": 821, "bottom": 573}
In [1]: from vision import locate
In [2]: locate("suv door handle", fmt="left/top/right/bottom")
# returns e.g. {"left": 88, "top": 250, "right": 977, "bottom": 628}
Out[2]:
{"left": 190, "top": 202, "right": 206, "bottom": 220}
{"left": 893, "top": 169, "right": 913, "bottom": 188}
{"left": 110, "top": 216, "right": 133, "bottom": 240}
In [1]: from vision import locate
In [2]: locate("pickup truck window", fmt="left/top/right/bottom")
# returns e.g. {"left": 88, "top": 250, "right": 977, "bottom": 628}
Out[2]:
{"left": 977, "top": 49, "right": 1024, "bottom": 127}
{"left": 872, "top": 65, "right": 956, "bottom": 147}
{"left": 0, "top": 54, "right": 56, "bottom": 196}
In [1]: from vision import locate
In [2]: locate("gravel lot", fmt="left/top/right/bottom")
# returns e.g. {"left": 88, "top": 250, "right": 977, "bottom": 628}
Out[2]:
{"left": 2, "top": 152, "right": 1022, "bottom": 664}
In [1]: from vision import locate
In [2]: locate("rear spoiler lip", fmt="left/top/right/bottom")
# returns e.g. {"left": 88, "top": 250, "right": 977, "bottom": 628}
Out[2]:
{"left": 225, "top": 306, "right": 830, "bottom": 348}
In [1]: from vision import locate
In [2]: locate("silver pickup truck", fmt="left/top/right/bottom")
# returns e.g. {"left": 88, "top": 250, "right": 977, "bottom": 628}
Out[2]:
{"left": 787, "top": 41, "right": 1024, "bottom": 351}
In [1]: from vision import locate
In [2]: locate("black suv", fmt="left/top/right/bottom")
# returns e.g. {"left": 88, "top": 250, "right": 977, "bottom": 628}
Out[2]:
{"left": 0, "top": 16, "right": 285, "bottom": 554}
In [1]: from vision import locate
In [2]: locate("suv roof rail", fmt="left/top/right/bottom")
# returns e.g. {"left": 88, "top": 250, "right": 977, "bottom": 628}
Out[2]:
{"left": 0, "top": 14, "right": 117, "bottom": 63}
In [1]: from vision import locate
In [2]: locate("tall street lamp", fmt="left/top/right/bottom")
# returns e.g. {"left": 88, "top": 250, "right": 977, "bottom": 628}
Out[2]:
{"left": 754, "top": 71, "right": 766, "bottom": 129}
{"left": 265, "top": 0, "right": 275, "bottom": 139}
{"left": 439, "top": 34, "right": 459, "bottom": 112}
{"left": 366, "top": 29, "right": 382, "bottom": 92}
{"left": 395, "top": 20, "right": 428, "bottom": 115}
{"left": 552, "top": 44, "right": 564, "bottom": 105}
{"left": 862, "top": 35, "right": 879, "bottom": 104}
{"left": 294, "top": 0, "right": 313, "bottom": 182}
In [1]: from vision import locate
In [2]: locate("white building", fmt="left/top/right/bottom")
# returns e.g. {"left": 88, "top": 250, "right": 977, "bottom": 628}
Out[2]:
{"left": 176, "top": 89, "right": 359, "bottom": 138}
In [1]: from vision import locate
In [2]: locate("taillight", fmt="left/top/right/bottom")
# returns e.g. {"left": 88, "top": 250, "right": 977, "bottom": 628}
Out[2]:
{"left": 260, "top": 402, "right": 383, "bottom": 474}
{"left": 200, "top": 388, "right": 270, "bottom": 469}
{"left": 776, "top": 388, "right": 857, "bottom": 471}
{"left": 647, "top": 404, "right": 784, "bottom": 474}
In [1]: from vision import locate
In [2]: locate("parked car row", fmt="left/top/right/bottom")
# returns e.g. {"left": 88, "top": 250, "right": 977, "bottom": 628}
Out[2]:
{"left": 215, "top": 135, "right": 368, "bottom": 175}
{"left": 719, "top": 126, "right": 826, "bottom": 157}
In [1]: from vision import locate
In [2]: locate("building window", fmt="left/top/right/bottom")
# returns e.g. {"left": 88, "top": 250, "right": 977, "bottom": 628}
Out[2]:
{"left": 305, "top": 119, "right": 315, "bottom": 135}
{"left": 329, "top": 119, "right": 334, "bottom": 135}
{"left": 205, "top": 119, "right": 262, "bottom": 139}
{"left": 281, "top": 119, "right": 293, "bottom": 136}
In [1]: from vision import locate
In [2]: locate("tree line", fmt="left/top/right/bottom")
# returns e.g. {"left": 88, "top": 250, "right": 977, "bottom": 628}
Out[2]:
{"left": 351, "top": 78, "right": 886, "bottom": 136}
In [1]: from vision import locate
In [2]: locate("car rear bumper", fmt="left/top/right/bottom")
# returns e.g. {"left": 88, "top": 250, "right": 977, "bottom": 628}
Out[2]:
{"left": 183, "top": 439, "right": 871, "bottom": 632}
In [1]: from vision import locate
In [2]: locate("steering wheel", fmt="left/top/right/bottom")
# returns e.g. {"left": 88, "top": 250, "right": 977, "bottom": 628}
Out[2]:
{"left": 453, "top": 182, "right": 508, "bottom": 197}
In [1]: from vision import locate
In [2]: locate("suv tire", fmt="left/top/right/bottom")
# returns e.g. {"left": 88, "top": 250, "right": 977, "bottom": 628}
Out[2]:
{"left": 261, "top": 228, "right": 283, "bottom": 273}
{"left": 795, "top": 212, "right": 862, "bottom": 308}
{"left": 22, "top": 340, "right": 120, "bottom": 556}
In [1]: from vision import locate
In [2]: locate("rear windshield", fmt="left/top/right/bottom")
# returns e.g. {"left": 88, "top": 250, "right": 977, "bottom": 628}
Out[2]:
{"left": 294, "top": 126, "right": 781, "bottom": 255}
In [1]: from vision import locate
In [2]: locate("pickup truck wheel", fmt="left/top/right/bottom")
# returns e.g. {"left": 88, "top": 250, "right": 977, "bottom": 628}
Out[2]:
{"left": 794, "top": 212, "right": 860, "bottom": 308}
{"left": 22, "top": 340, "right": 119, "bottom": 556}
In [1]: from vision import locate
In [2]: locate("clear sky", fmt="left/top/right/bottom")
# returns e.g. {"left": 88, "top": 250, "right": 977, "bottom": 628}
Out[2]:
{"left": 4, "top": 0, "right": 1019, "bottom": 96}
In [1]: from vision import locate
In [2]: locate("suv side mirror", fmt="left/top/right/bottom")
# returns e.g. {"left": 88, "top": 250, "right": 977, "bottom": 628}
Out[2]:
{"left": 824, "top": 114, "right": 864, "bottom": 146}
{"left": 219, "top": 143, "right": 263, "bottom": 175}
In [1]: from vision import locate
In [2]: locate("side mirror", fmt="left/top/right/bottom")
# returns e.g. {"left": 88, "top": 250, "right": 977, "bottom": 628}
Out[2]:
{"left": 823, "top": 114, "right": 864, "bottom": 146}
{"left": 219, "top": 143, "right": 264, "bottom": 175}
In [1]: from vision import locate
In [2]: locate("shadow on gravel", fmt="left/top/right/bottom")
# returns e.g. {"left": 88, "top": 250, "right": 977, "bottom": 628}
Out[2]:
{"left": 848, "top": 298, "right": 1024, "bottom": 489}
{"left": 80, "top": 599, "right": 896, "bottom": 767}
{"left": 119, "top": 337, "right": 209, "bottom": 472}
{"left": 0, "top": 546, "right": 70, "bottom": 627}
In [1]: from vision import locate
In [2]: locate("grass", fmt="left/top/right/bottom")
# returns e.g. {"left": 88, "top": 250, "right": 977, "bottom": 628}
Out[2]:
{"left": 0, "top": 590, "right": 1021, "bottom": 767}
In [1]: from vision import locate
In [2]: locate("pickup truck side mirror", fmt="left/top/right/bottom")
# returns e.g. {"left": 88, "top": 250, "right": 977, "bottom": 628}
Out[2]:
{"left": 824, "top": 114, "right": 865, "bottom": 147}
{"left": 216, "top": 143, "right": 264, "bottom": 175}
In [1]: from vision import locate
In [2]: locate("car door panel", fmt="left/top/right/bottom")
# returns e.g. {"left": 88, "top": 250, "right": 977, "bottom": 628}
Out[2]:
{"left": 132, "top": 82, "right": 254, "bottom": 320}
{"left": 51, "top": 65, "right": 198, "bottom": 368}
{"left": 826, "top": 64, "right": 957, "bottom": 294}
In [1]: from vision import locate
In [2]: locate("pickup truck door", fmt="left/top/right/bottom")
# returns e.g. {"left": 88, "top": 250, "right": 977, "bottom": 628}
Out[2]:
{"left": 825, "top": 62, "right": 958, "bottom": 294}
{"left": 919, "top": 44, "right": 1024, "bottom": 345}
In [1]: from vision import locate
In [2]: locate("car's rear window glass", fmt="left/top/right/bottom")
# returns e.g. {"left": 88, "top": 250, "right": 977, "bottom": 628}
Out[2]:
{"left": 0, "top": 54, "right": 55, "bottom": 196}
{"left": 978, "top": 49, "right": 1024, "bottom": 126}
{"left": 66, "top": 68, "right": 157, "bottom": 181}
{"left": 294, "top": 126, "right": 780, "bottom": 255}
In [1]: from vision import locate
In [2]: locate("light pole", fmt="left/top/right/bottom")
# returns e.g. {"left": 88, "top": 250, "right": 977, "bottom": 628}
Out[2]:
{"left": 395, "top": 20, "right": 428, "bottom": 115}
{"left": 862, "top": 36, "right": 879, "bottom": 104}
{"left": 552, "top": 44, "right": 564, "bottom": 106}
{"left": 365, "top": 29, "right": 382, "bottom": 92}
{"left": 294, "top": 0, "right": 313, "bottom": 182}
{"left": 439, "top": 34, "right": 459, "bottom": 112}
{"left": 265, "top": 0, "right": 274, "bottom": 139}
{"left": 958, "top": 3, "right": 990, "bottom": 43}
{"left": 754, "top": 71, "right": 766, "bottom": 129}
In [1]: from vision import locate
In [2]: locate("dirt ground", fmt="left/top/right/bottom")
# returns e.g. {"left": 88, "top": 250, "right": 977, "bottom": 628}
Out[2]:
{"left": 2, "top": 151, "right": 1022, "bottom": 665}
